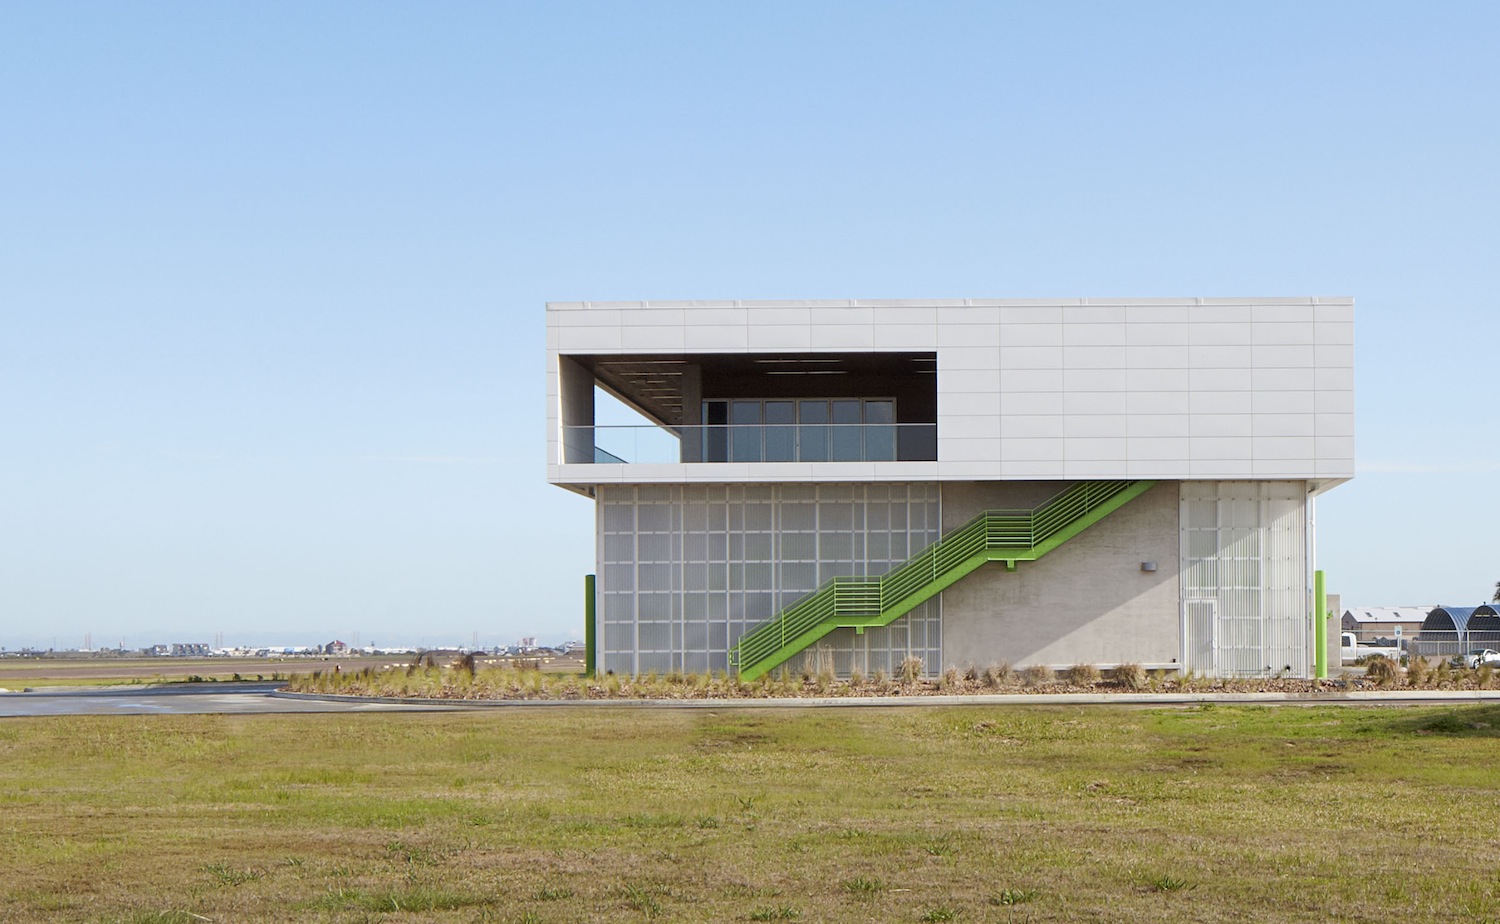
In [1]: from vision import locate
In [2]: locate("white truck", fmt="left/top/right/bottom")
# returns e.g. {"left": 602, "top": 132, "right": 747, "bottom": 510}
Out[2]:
{"left": 1340, "top": 632, "right": 1402, "bottom": 664}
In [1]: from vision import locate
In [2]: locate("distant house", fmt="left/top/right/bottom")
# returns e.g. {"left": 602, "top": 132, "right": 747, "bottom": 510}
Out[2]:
{"left": 1340, "top": 607, "right": 1430, "bottom": 644}
{"left": 323, "top": 640, "right": 350, "bottom": 655}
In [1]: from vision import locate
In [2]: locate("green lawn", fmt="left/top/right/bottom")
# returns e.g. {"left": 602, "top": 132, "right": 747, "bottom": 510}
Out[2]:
{"left": 2, "top": 704, "right": 1497, "bottom": 923}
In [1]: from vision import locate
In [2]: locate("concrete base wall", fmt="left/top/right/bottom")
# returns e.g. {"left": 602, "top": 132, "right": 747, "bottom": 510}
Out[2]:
{"left": 938, "top": 481, "right": 1181, "bottom": 670}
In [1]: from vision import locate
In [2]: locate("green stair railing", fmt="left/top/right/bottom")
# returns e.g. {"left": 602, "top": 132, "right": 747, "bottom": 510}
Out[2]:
{"left": 731, "top": 480, "right": 1156, "bottom": 680}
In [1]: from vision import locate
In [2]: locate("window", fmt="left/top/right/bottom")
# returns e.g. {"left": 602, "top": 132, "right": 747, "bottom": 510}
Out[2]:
{"left": 701, "top": 398, "right": 897, "bottom": 463}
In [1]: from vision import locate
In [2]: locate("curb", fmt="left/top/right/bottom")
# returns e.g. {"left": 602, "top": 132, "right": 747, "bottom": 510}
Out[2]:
{"left": 269, "top": 688, "right": 1500, "bottom": 709}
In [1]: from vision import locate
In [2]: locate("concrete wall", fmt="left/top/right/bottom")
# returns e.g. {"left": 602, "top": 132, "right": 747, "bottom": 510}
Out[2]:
{"left": 938, "top": 480, "right": 1182, "bottom": 669}
{"left": 558, "top": 356, "right": 596, "bottom": 464}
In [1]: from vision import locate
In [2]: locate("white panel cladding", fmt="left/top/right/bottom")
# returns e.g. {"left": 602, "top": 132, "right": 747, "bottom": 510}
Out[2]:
{"left": 1179, "top": 480, "right": 1309, "bottom": 677}
{"left": 595, "top": 482, "right": 941, "bottom": 677}
{"left": 546, "top": 298, "right": 1355, "bottom": 483}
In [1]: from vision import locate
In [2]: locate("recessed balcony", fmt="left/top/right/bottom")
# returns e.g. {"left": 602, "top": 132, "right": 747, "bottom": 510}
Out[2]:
{"left": 555, "top": 350, "right": 938, "bottom": 468}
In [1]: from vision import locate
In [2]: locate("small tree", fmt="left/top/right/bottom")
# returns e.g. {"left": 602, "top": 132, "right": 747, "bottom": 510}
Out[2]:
{"left": 1493, "top": 581, "right": 1500, "bottom": 604}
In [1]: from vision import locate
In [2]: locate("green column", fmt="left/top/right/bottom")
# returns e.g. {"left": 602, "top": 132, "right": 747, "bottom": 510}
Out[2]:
{"left": 1314, "top": 569, "right": 1328, "bottom": 680}
{"left": 584, "top": 573, "right": 597, "bottom": 678}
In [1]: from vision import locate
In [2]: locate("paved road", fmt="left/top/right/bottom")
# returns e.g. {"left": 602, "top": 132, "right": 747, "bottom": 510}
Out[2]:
{"left": 0, "top": 682, "right": 472, "bottom": 717}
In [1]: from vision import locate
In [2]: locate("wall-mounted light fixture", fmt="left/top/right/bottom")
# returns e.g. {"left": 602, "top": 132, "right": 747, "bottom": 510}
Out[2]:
{"left": 1140, "top": 561, "right": 1158, "bottom": 573}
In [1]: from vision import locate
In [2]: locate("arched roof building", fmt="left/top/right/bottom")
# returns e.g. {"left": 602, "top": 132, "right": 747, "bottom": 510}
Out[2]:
{"left": 1416, "top": 606, "right": 1500, "bottom": 655}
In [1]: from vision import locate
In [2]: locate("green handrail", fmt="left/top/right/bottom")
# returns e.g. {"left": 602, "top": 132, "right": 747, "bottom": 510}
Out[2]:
{"left": 731, "top": 480, "right": 1156, "bottom": 680}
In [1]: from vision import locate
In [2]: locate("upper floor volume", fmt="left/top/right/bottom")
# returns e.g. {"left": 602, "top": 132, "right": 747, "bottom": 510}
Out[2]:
{"left": 546, "top": 298, "right": 1354, "bottom": 491}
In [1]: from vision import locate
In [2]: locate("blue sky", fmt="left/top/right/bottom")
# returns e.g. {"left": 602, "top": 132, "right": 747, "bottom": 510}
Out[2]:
{"left": 2, "top": 1, "right": 1497, "bottom": 650}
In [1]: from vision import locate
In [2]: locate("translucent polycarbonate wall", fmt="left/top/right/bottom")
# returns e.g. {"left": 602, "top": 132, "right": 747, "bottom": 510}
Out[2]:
{"left": 1180, "top": 481, "right": 1309, "bottom": 676}
{"left": 596, "top": 482, "right": 942, "bottom": 676}
{"left": 801, "top": 611, "right": 941, "bottom": 679}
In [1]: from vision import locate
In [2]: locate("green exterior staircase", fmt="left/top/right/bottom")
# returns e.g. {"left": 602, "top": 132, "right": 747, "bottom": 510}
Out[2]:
{"left": 731, "top": 480, "right": 1157, "bottom": 680}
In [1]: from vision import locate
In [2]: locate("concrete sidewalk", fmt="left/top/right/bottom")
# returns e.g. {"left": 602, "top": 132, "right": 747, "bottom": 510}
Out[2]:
{"left": 271, "top": 688, "right": 1500, "bottom": 709}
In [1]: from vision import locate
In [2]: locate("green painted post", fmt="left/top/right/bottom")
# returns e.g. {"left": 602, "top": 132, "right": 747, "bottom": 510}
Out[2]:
{"left": 584, "top": 573, "right": 597, "bottom": 678}
{"left": 1314, "top": 569, "right": 1328, "bottom": 680}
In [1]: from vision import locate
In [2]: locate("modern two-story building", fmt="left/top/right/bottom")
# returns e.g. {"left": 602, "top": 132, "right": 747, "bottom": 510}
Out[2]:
{"left": 547, "top": 298, "right": 1354, "bottom": 679}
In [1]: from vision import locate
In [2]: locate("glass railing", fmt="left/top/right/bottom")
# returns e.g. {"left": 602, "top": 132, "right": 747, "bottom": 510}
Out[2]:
{"left": 562, "top": 423, "right": 938, "bottom": 464}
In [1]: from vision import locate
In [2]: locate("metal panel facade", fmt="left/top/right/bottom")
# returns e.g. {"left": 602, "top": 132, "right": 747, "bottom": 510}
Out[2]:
{"left": 547, "top": 298, "right": 1355, "bottom": 485}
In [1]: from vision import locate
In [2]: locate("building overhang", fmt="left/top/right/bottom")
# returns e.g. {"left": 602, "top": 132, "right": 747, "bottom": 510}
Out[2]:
{"left": 546, "top": 298, "right": 1357, "bottom": 488}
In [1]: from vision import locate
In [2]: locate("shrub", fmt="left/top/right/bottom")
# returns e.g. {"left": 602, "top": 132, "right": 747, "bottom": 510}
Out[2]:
{"left": 1434, "top": 659, "right": 1453, "bottom": 687}
{"left": 940, "top": 667, "right": 961, "bottom": 690}
{"left": 1364, "top": 655, "right": 1400, "bottom": 688}
{"left": 815, "top": 650, "right": 836, "bottom": 691}
{"left": 1110, "top": 663, "right": 1146, "bottom": 691}
{"left": 1020, "top": 664, "right": 1054, "bottom": 687}
{"left": 1406, "top": 656, "right": 1430, "bottom": 688}
{"left": 899, "top": 655, "right": 925, "bottom": 684}
{"left": 1065, "top": 663, "right": 1101, "bottom": 686}
{"left": 412, "top": 651, "right": 438, "bottom": 671}
{"left": 982, "top": 662, "right": 1012, "bottom": 689}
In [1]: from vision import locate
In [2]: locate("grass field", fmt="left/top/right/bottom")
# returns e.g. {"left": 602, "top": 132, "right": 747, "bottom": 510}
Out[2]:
{"left": 0, "top": 655, "right": 586, "bottom": 689}
{"left": 2, "top": 704, "right": 1498, "bottom": 923}
{"left": 0, "top": 658, "right": 302, "bottom": 688}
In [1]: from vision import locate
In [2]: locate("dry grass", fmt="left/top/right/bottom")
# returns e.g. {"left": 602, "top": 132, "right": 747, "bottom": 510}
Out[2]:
{"left": 282, "top": 659, "right": 1500, "bottom": 701}
{"left": 1020, "top": 663, "right": 1056, "bottom": 688}
{"left": 983, "top": 662, "right": 1014, "bottom": 688}
{"left": 1064, "top": 663, "right": 1102, "bottom": 686}
{"left": 1364, "top": 655, "right": 1402, "bottom": 688}
{"left": 0, "top": 654, "right": 588, "bottom": 689}
{"left": 2, "top": 705, "right": 1499, "bottom": 922}
{"left": 1109, "top": 662, "right": 1147, "bottom": 691}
